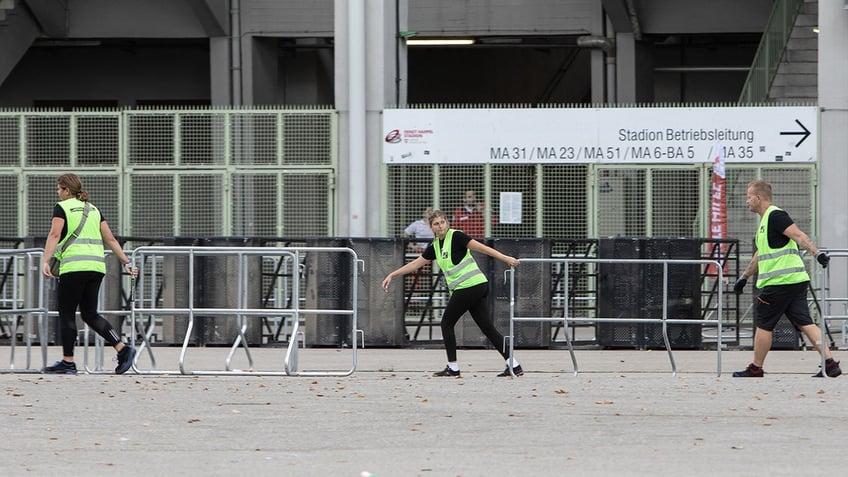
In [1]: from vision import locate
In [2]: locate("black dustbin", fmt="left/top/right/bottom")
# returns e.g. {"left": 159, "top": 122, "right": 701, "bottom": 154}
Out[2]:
{"left": 597, "top": 237, "right": 701, "bottom": 349}
{"left": 347, "top": 238, "right": 405, "bottom": 347}
{"left": 490, "top": 238, "right": 552, "bottom": 349}
{"left": 303, "top": 238, "right": 352, "bottom": 347}
{"left": 165, "top": 237, "right": 263, "bottom": 346}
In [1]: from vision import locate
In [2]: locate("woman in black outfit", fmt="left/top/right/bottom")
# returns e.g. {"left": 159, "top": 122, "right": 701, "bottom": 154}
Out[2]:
{"left": 41, "top": 173, "right": 137, "bottom": 375}
{"left": 382, "top": 210, "right": 523, "bottom": 377}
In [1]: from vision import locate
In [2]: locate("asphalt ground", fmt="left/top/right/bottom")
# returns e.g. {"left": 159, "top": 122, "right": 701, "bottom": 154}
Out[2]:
{"left": 1, "top": 346, "right": 846, "bottom": 476}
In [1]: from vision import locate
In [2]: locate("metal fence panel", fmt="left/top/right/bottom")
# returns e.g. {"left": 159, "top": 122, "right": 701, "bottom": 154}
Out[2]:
{"left": 0, "top": 175, "right": 18, "bottom": 236}
{"left": 282, "top": 113, "right": 334, "bottom": 165}
{"left": 233, "top": 173, "right": 279, "bottom": 236}
{"left": 0, "top": 108, "right": 817, "bottom": 254}
{"left": 77, "top": 114, "right": 120, "bottom": 166}
{"left": 282, "top": 172, "right": 332, "bottom": 236}
{"left": 232, "top": 113, "right": 277, "bottom": 165}
{"left": 26, "top": 116, "right": 70, "bottom": 167}
{"left": 541, "top": 164, "right": 589, "bottom": 239}
{"left": 130, "top": 174, "right": 176, "bottom": 237}
{"left": 180, "top": 174, "right": 224, "bottom": 236}
{"left": 0, "top": 116, "right": 19, "bottom": 166}
{"left": 597, "top": 168, "right": 647, "bottom": 237}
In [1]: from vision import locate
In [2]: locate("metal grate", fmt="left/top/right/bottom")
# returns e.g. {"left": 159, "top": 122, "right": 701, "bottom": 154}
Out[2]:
{"left": 77, "top": 115, "right": 120, "bottom": 166}
{"left": 81, "top": 175, "right": 121, "bottom": 232}
{"left": 725, "top": 166, "right": 814, "bottom": 255}
{"left": 26, "top": 116, "right": 70, "bottom": 167}
{"left": 761, "top": 167, "right": 812, "bottom": 235}
{"left": 282, "top": 173, "right": 331, "bottom": 236}
{"left": 0, "top": 116, "right": 19, "bottom": 166}
{"left": 282, "top": 113, "right": 333, "bottom": 165}
{"left": 24, "top": 174, "right": 119, "bottom": 236}
{"left": 491, "top": 164, "right": 536, "bottom": 238}
{"left": 651, "top": 168, "right": 700, "bottom": 237}
{"left": 725, "top": 167, "right": 759, "bottom": 251}
{"left": 384, "top": 163, "right": 816, "bottom": 243}
{"left": 439, "top": 164, "right": 487, "bottom": 237}
{"left": 181, "top": 113, "right": 226, "bottom": 165}
{"left": 232, "top": 113, "right": 277, "bottom": 165}
{"left": 0, "top": 175, "right": 17, "bottom": 236}
{"left": 386, "top": 164, "right": 436, "bottom": 239}
{"left": 597, "top": 168, "right": 647, "bottom": 237}
{"left": 25, "top": 175, "right": 58, "bottom": 237}
{"left": 0, "top": 108, "right": 818, "bottom": 246}
{"left": 233, "top": 173, "right": 279, "bottom": 236}
{"left": 541, "top": 164, "right": 589, "bottom": 239}
{"left": 179, "top": 175, "right": 223, "bottom": 236}
{"left": 127, "top": 113, "right": 175, "bottom": 165}
{"left": 130, "top": 174, "right": 175, "bottom": 237}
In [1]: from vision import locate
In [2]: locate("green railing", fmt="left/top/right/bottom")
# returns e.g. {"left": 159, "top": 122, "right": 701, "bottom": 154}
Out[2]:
{"left": 738, "top": 0, "right": 803, "bottom": 104}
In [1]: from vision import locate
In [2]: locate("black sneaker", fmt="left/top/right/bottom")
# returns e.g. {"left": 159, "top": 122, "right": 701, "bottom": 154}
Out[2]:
{"left": 43, "top": 359, "right": 77, "bottom": 375}
{"left": 433, "top": 366, "right": 461, "bottom": 377}
{"left": 732, "top": 363, "right": 764, "bottom": 377}
{"left": 115, "top": 346, "right": 136, "bottom": 374}
{"left": 813, "top": 360, "right": 842, "bottom": 378}
{"left": 497, "top": 364, "right": 524, "bottom": 377}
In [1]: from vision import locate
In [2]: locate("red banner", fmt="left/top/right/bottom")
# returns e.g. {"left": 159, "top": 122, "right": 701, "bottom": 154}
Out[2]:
{"left": 708, "top": 146, "right": 728, "bottom": 276}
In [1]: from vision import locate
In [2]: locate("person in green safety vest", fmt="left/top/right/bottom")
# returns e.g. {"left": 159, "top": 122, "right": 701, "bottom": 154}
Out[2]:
{"left": 382, "top": 210, "right": 523, "bottom": 377}
{"left": 732, "top": 179, "right": 840, "bottom": 378}
{"left": 40, "top": 173, "right": 138, "bottom": 375}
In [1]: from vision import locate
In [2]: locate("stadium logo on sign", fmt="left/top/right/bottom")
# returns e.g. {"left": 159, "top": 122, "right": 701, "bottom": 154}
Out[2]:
{"left": 385, "top": 129, "right": 401, "bottom": 143}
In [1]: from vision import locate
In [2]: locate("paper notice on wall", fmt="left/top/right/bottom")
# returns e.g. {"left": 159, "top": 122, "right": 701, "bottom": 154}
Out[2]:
{"left": 499, "top": 192, "right": 522, "bottom": 224}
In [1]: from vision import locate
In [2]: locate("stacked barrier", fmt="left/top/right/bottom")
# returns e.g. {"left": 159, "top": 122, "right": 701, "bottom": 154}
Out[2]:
{"left": 0, "top": 249, "right": 48, "bottom": 372}
{"left": 507, "top": 257, "right": 725, "bottom": 376}
{"left": 813, "top": 249, "right": 848, "bottom": 378}
{"left": 130, "top": 245, "right": 361, "bottom": 376}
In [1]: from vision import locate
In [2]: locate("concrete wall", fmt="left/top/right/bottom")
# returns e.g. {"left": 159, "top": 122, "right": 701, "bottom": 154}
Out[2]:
{"left": 0, "top": 42, "right": 210, "bottom": 106}
{"left": 0, "top": 0, "right": 776, "bottom": 108}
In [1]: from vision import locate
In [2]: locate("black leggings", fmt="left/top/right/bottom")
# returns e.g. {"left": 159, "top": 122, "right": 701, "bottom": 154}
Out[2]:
{"left": 58, "top": 271, "right": 121, "bottom": 357}
{"left": 440, "top": 282, "right": 509, "bottom": 362}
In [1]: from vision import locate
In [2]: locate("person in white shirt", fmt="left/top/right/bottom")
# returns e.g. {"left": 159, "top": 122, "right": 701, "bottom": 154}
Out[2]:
{"left": 403, "top": 207, "right": 435, "bottom": 253}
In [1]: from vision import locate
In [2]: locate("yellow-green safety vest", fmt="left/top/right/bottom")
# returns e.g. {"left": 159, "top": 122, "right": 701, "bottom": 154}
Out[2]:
{"left": 55, "top": 198, "right": 106, "bottom": 275}
{"left": 433, "top": 229, "right": 487, "bottom": 293}
{"left": 755, "top": 205, "right": 809, "bottom": 288}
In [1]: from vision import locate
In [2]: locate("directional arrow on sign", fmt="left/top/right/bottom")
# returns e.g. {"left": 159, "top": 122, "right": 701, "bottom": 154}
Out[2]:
{"left": 780, "top": 119, "right": 811, "bottom": 147}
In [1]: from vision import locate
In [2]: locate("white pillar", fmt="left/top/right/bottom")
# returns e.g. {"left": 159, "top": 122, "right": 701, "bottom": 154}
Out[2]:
{"left": 336, "top": 0, "right": 402, "bottom": 236}
{"left": 819, "top": 2, "right": 848, "bottom": 296}
{"left": 347, "top": 0, "right": 367, "bottom": 236}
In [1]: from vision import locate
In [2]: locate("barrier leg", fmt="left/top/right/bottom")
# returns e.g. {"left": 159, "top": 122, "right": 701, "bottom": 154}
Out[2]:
{"left": 225, "top": 315, "right": 254, "bottom": 372}
{"left": 562, "top": 318, "right": 579, "bottom": 376}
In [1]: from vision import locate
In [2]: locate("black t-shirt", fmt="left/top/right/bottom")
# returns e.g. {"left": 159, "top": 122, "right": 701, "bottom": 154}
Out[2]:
{"left": 422, "top": 229, "right": 472, "bottom": 266}
{"left": 53, "top": 203, "right": 105, "bottom": 240}
{"left": 765, "top": 209, "right": 793, "bottom": 249}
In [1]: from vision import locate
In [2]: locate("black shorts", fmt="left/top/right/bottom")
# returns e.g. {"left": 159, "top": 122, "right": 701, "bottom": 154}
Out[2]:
{"left": 754, "top": 281, "right": 814, "bottom": 332}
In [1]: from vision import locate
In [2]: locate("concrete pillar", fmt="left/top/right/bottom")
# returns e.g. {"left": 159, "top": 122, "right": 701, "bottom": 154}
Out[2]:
{"left": 335, "top": 0, "right": 401, "bottom": 236}
{"left": 209, "top": 37, "right": 231, "bottom": 105}
{"left": 818, "top": 2, "right": 848, "bottom": 297}
{"left": 615, "top": 32, "right": 636, "bottom": 103}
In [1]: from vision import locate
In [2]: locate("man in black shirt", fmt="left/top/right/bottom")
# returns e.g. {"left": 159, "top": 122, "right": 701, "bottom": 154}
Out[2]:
{"left": 733, "top": 180, "right": 840, "bottom": 378}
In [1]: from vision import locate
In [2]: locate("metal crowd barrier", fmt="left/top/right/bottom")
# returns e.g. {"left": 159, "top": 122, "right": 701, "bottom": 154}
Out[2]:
{"left": 64, "top": 249, "right": 134, "bottom": 373}
{"left": 129, "top": 245, "right": 362, "bottom": 376}
{"left": 812, "top": 249, "right": 848, "bottom": 377}
{"left": 507, "top": 257, "right": 724, "bottom": 377}
{"left": 77, "top": 307, "right": 135, "bottom": 374}
{"left": 0, "top": 248, "right": 48, "bottom": 373}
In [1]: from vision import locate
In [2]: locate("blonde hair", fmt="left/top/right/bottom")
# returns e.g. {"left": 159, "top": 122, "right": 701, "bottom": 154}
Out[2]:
{"left": 747, "top": 179, "right": 772, "bottom": 201}
{"left": 428, "top": 209, "right": 448, "bottom": 225}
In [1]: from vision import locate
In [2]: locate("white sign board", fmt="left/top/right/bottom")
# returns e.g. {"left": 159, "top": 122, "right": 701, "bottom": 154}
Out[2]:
{"left": 499, "top": 192, "right": 522, "bottom": 224}
{"left": 382, "top": 106, "right": 817, "bottom": 164}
